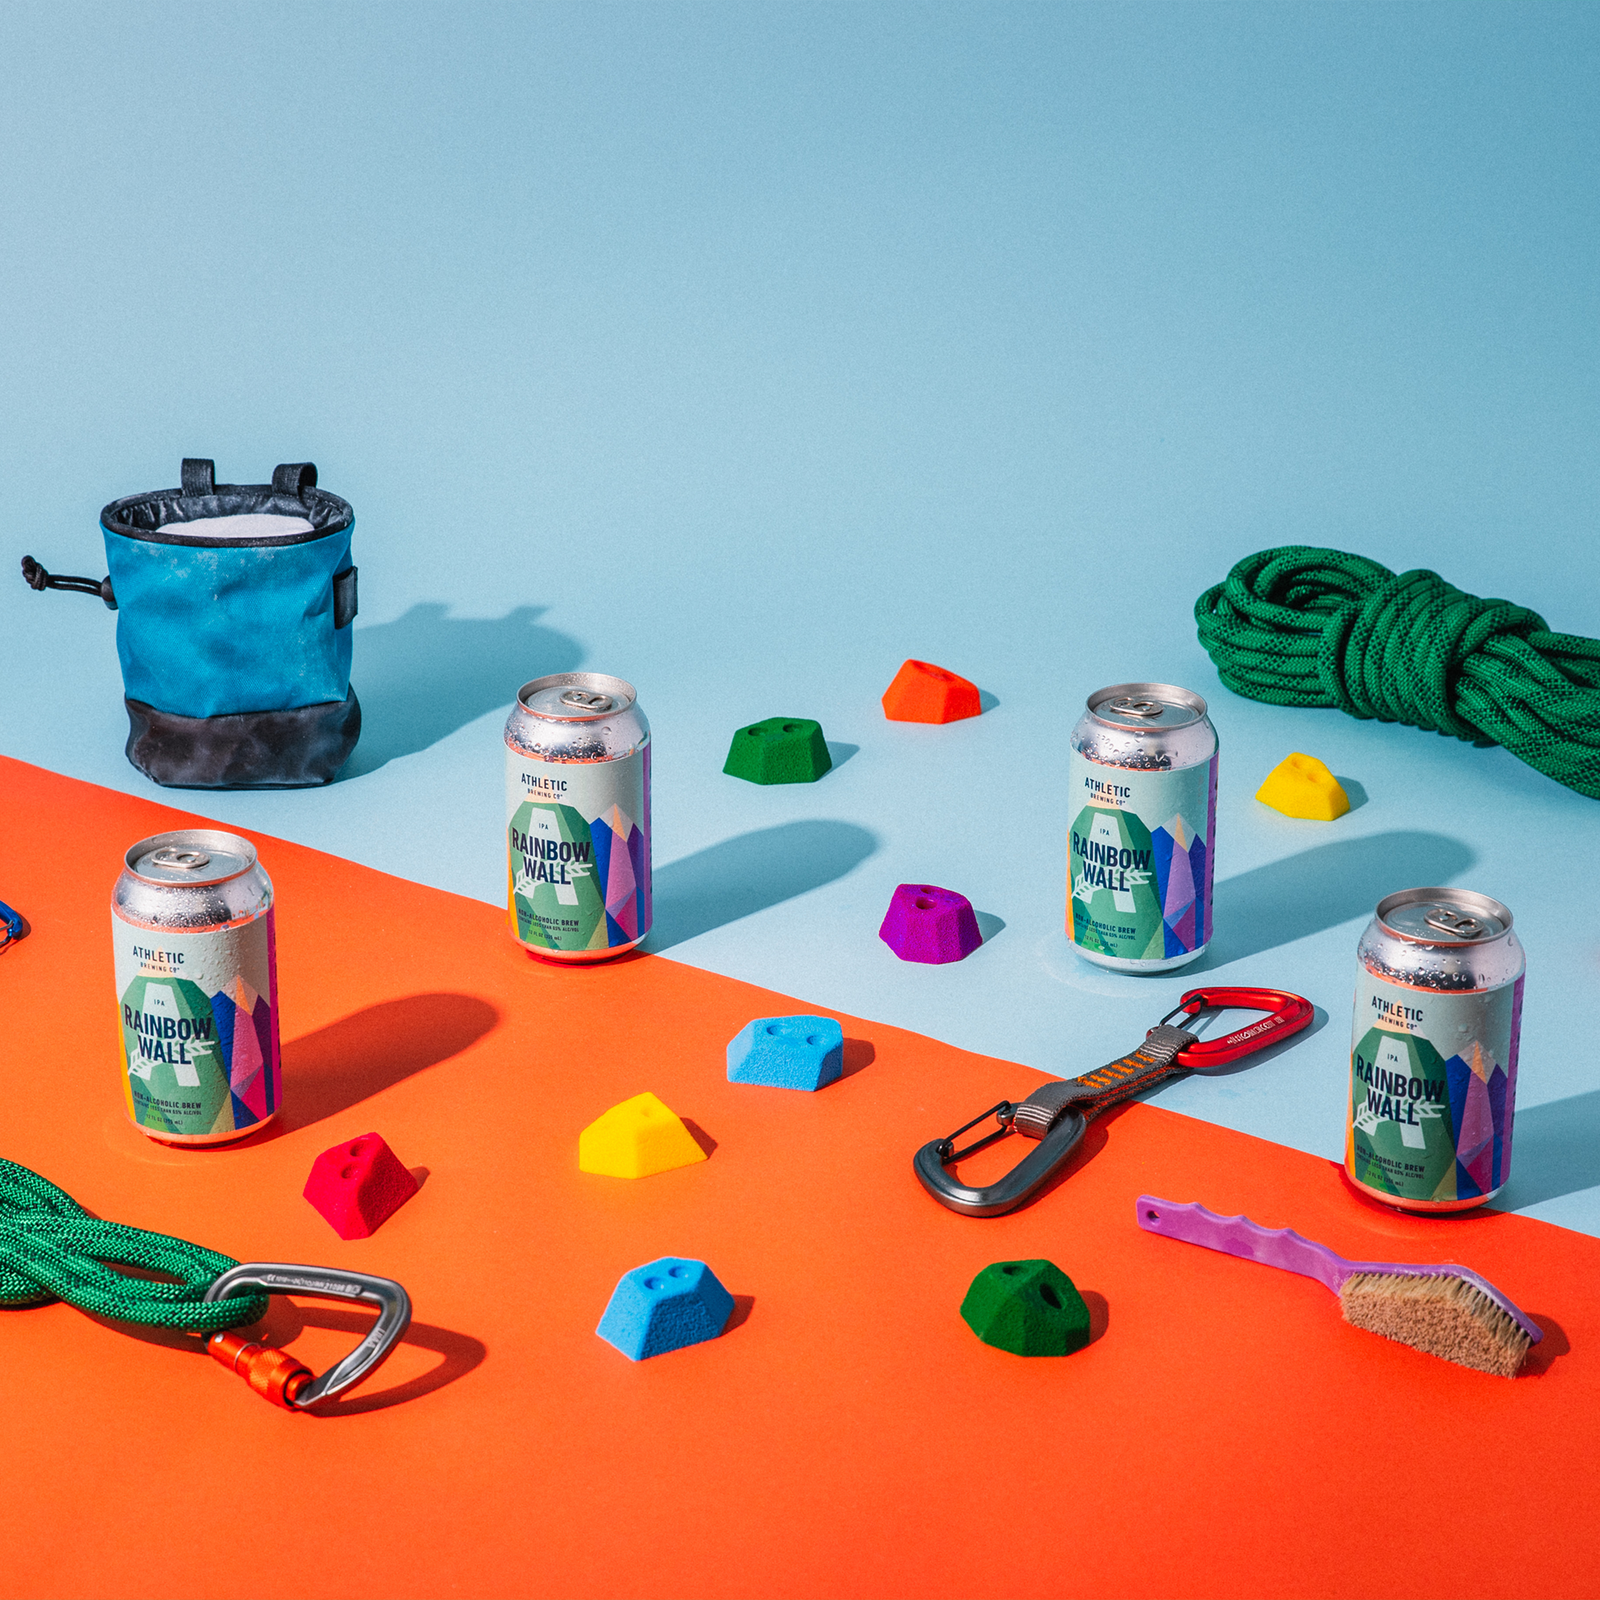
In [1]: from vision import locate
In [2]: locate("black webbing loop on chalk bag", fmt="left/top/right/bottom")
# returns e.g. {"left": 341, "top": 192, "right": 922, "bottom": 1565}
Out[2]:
{"left": 271, "top": 463, "right": 318, "bottom": 498}
{"left": 181, "top": 458, "right": 215, "bottom": 496}
{"left": 332, "top": 567, "right": 358, "bottom": 630}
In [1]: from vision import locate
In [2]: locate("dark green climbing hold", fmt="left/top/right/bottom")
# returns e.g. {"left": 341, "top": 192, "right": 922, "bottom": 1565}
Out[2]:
{"left": 722, "top": 717, "right": 832, "bottom": 785}
{"left": 960, "top": 1259, "right": 1091, "bottom": 1357}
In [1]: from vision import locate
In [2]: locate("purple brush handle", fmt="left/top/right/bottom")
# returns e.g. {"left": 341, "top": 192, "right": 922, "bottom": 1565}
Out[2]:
{"left": 1136, "top": 1196, "right": 1352, "bottom": 1292}
{"left": 1135, "top": 1195, "right": 1542, "bottom": 1342}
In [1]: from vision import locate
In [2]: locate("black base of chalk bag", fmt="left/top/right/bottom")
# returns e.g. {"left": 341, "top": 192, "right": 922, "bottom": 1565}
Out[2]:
{"left": 21, "top": 459, "right": 361, "bottom": 789}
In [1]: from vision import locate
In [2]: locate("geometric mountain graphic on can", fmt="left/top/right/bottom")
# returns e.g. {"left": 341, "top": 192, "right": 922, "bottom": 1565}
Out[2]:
{"left": 1149, "top": 812, "right": 1208, "bottom": 958}
{"left": 212, "top": 975, "right": 276, "bottom": 1128}
{"left": 590, "top": 802, "right": 649, "bottom": 946}
{"left": 1445, "top": 1042, "right": 1511, "bottom": 1200}
{"left": 1068, "top": 805, "right": 1162, "bottom": 961}
{"left": 510, "top": 799, "right": 608, "bottom": 952}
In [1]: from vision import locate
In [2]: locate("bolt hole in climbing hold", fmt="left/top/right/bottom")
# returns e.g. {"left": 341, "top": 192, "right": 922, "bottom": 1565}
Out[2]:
{"left": 340, "top": 1164, "right": 358, "bottom": 1181}
{"left": 349, "top": 1141, "right": 367, "bottom": 1156}
{"left": 766, "top": 1024, "right": 782, "bottom": 1035}
{"left": 669, "top": 1266, "right": 689, "bottom": 1278}
{"left": 914, "top": 898, "right": 933, "bottom": 911}
{"left": 1001, "top": 1265, "right": 1019, "bottom": 1275}
{"left": 645, "top": 1278, "right": 663, "bottom": 1290}
{"left": 782, "top": 723, "right": 798, "bottom": 732}
{"left": 806, "top": 1035, "right": 821, "bottom": 1046}
{"left": 1038, "top": 1282, "right": 1061, "bottom": 1309}
{"left": 1147, "top": 1209, "right": 1159, "bottom": 1221}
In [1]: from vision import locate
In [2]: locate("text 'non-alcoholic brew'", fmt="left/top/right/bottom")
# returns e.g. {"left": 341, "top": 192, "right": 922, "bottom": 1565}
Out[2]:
{"left": 505, "top": 672, "right": 652, "bottom": 961}
{"left": 1347, "top": 887, "right": 1524, "bottom": 1212}
{"left": 111, "top": 829, "right": 280, "bottom": 1145}
{"left": 1065, "top": 682, "right": 1218, "bottom": 972}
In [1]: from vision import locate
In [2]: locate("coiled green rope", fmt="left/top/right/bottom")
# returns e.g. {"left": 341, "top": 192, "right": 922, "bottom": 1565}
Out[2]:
{"left": 1194, "top": 546, "right": 1600, "bottom": 799}
{"left": 0, "top": 1157, "right": 267, "bottom": 1331}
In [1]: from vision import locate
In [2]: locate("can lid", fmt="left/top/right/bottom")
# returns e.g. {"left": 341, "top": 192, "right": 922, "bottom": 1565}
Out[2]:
{"left": 517, "top": 673, "right": 637, "bottom": 722}
{"left": 1377, "top": 887, "right": 1511, "bottom": 944}
{"left": 125, "top": 829, "right": 257, "bottom": 886}
{"left": 1086, "top": 682, "right": 1207, "bottom": 731}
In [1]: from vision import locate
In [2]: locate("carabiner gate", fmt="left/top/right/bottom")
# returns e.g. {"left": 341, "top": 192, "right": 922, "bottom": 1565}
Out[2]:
{"left": 203, "top": 1262, "right": 412, "bottom": 1410}
{"left": 915, "top": 986, "right": 1313, "bottom": 1218}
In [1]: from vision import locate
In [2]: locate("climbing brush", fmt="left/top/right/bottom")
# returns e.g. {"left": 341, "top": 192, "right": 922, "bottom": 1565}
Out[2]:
{"left": 1137, "top": 1196, "right": 1541, "bottom": 1377}
{"left": 1194, "top": 545, "right": 1600, "bottom": 799}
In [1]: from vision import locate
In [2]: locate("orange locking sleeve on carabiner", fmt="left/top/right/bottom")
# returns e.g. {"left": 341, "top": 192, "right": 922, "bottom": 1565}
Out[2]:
{"left": 206, "top": 1330, "right": 314, "bottom": 1409}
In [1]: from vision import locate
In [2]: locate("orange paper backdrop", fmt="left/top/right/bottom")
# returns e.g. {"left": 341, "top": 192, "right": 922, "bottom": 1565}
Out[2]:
{"left": 0, "top": 754, "right": 1596, "bottom": 1599}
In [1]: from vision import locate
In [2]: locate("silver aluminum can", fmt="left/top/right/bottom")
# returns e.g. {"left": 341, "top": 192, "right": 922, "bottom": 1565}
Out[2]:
{"left": 504, "top": 672, "right": 651, "bottom": 962}
{"left": 111, "top": 829, "right": 280, "bottom": 1146}
{"left": 1347, "top": 888, "right": 1524, "bottom": 1212}
{"left": 1065, "top": 682, "right": 1218, "bottom": 972}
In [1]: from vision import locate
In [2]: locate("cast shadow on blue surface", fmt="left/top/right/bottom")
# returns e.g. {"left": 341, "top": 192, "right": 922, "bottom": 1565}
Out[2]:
{"left": 342, "top": 603, "right": 584, "bottom": 777}
{"left": 825, "top": 741, "right": 860, "bottom": 771}
{"left": 646, "top": 820, "right": 878, "bottom": 951}
{"left": 1337, "top": 778, "right": 1368, "bottom": 812}
{"left": 1194, "top": 830, "right": 1475, "bottom": 968}
{"left": 974, "top": 910, "right": 1006, "bottom": 944}
{"left": 1497, "top": 1091, "right": 1600, "bottom": 1210}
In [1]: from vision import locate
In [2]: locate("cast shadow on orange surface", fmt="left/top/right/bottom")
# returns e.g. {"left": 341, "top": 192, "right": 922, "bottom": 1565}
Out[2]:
{"left": 255, "top": 1302, "right": 487, "bottom": 1415}
{"left": 724, "top": 1295, "right": 755, "bottom": 1334}
{"left": 681, "top": 1118, "right": 718, "bottom": 1158}
{"left": 277, "top": 993, "right": 500, "bottom": 1134}
{"left": 1519, "top": 1315, "right": 1570, "bottom": 1378}
{"left": 840, "top": 1039, "right": 874, "bottom": 1079}
{"left": 1081, "top": 1290, "right": 1110, "bottom": 1345}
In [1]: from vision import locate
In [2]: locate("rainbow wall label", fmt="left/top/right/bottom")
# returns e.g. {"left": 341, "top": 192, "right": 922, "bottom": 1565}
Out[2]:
{"left": 506, "top": 746, "right": 651, "bottom": 954}
{"left": 1347, "top": 973, "right": 1523, "bottom": 1204}
{"left": 112, "top": 911, "right": 280, "bottom": 1141}
{"left": 1065, "top": 754, "right": 1217, "bottom": 964}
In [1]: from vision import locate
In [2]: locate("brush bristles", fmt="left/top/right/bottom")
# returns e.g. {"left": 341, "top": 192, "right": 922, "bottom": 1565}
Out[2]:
{"left": 1339, "top": 1272, "right": 1530, "bottom": 1377}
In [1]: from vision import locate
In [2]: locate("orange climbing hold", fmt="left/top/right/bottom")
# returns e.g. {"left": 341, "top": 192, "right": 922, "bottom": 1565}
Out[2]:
{"left": 881, "top": 660, "right": 981, "bottom": 724}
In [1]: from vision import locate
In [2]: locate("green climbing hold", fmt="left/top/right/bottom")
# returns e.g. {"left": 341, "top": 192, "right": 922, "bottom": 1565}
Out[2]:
{"left": 960, "top": 1259, "right": 1091, "bottom": 1357}
{"left": 722, "top": 717, "right": 832, "bottom": 785}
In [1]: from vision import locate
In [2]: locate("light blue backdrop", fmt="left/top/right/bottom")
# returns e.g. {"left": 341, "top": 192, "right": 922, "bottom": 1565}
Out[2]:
{"left": 3, "top": 3, "right": 1597, "bottom": 1230}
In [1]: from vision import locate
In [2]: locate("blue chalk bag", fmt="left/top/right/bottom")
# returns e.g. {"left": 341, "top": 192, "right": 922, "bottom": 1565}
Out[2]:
{"left": 22, "top": 458, "right": 360, "bottom": 788}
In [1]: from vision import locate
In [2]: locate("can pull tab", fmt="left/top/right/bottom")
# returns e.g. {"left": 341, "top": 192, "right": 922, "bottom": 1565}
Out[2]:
{"left": 1424, "top": 907, "right": 1486, "bottom": 939}
{"left": 1105, "top": 696, "right": 1163, "bottom": 717}
{"left": 203, "top": 1263, "right": 412, "bottom": 1410}
{"left": 148, "top": 848, "right": 211, "bottom": 872}
{"left": 559, "top": 689, "right": 614, "bottom": 713}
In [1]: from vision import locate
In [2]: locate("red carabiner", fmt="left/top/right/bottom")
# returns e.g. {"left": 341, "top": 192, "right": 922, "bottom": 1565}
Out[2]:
{"left": 1162, "top": 986, "right": 1315, "bottom": 1068}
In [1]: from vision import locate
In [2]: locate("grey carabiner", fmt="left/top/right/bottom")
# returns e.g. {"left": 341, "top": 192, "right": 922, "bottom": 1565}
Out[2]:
{"left": 913, "top": 1109, "right": 1087, "bottom": 1217}
{"left": 204, "top": 1262, "right": 412, "bottom": 1407}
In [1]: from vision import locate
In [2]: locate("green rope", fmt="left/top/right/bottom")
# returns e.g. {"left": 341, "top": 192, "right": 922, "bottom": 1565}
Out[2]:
{"left": 0, "top": 1158, "right": 267, "bottom": 1331}
{"left": 1194, "top": 546, "right": 1600, "bottom": 800}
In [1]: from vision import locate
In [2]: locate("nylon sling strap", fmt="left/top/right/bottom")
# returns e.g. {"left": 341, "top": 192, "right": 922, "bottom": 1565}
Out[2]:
{"left": 1009, "top": 1024, "right": 1199, "bottom": 1139}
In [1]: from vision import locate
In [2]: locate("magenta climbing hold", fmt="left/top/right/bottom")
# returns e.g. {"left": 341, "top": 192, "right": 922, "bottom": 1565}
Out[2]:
{"left": 303, "top": 1133, "right": 419, "bottom": 1240}
{"left": 878, "top": 883, "right": 982, "bottom": 964}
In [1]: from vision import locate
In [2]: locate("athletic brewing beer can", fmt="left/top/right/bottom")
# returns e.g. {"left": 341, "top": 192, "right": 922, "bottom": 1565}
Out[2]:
{"left": 111, "top": 830, "right": 280, "bottom": 1145}
{"left": 1347, "top": 888, "right": 1524, "bottom": 1212}
{"left": 1066, "top": 683, "right": 1218, "bottom": 972}
{"left": 504, "top": 672, "right": 651, "bottom": 961}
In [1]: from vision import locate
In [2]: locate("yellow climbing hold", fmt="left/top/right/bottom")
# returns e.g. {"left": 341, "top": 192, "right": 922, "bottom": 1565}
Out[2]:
{"left": 1256, "top": 753, "right": 1350, "bottom": 821}
{"left": 578, "top": 1092, "right": 708, "bottom": 1179}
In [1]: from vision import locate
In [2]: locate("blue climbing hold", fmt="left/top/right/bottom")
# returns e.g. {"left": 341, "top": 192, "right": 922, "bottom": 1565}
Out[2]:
{"left": 726, "top": 1015, "right": 844, "bottom": 1091}
{"left": 596, "top": 1257, "right": 736, "bottom": 1361}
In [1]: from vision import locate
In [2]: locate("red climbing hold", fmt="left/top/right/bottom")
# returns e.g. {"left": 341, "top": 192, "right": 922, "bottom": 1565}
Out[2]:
{"left": 881, "top": 660, "right": 981, "bottom": 724}
{"left": 303, "top": 1133, "right": 419, "bottom": 1240}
